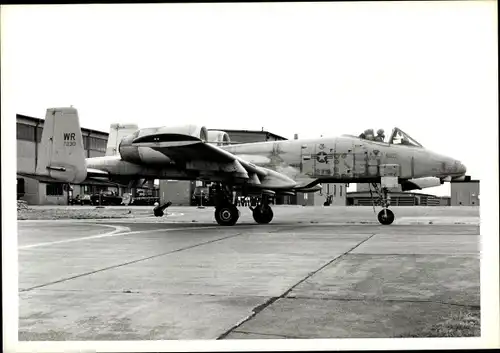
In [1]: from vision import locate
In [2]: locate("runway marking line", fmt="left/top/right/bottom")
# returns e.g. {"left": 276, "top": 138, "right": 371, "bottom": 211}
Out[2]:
{"left": 18, "top": 225, "right": 130, "bottom": 249}
{"left": 18, "top": 225, "right": 220, "bottom": 249}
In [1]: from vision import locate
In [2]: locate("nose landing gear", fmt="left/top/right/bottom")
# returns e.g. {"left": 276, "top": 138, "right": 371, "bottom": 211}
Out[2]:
{"left": 369, "top": 183, "right": 395, "bottom": 225}
{"left": 377, "top": 208, "right": 395, "bottom": 225}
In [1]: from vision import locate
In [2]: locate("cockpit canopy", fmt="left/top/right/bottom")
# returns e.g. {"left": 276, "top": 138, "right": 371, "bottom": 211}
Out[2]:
{"left": 387, "top": 127, "right": 423, "bottom": 147}
{"left": 344, "top": 127, "right": 424, "bottom": 148}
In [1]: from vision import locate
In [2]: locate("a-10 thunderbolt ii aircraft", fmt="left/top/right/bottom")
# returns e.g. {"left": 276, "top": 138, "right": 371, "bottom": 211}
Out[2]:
{"left": 18, "top": 107, "right": 468, "bottom": 226}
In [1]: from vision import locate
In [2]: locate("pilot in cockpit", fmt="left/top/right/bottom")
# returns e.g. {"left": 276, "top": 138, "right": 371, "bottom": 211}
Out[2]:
{"left": 364, "top": 129, "right": 375, "bottom": 140}
{"left": 374, "top": 129, "right": 385, "bottom": 142}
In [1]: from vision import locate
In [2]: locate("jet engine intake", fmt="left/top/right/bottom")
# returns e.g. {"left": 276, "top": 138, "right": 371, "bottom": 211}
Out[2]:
{"left": 207, "top": 130, "right": 231, "bottom": 146}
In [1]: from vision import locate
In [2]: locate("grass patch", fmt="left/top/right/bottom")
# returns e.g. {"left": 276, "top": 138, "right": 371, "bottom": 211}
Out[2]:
{"left": 397, "top": 309, "right": 480, "bottom": 338}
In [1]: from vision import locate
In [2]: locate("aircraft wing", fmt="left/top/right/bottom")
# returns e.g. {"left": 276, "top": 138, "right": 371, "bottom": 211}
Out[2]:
{"left": 132, "top": 134, "right": 297, "bottom": 189}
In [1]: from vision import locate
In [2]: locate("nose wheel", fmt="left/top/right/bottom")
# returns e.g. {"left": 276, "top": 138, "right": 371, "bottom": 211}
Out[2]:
{"left": 369, "top": 183, "right": 396, "bottom": 225}
{"left": 377, "top": 209, "right": 395, "bottom": 225}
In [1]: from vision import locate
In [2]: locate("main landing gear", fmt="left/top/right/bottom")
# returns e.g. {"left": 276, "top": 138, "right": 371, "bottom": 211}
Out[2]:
{"left": 369, "top": 183, "right": 395, "bottom": 225}
{"left": 213, "top": 183, "right": 240, "bottom": 226}
{"left": 250, "top": 194, "right": 274, "bottom": 224}
{"left": 212, "top": 183, "right": 274, "bottom": 226}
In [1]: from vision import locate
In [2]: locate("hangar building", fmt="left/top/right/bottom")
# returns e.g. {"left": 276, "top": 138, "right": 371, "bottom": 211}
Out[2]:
{"left": 450, "top": 180, "right": 480, "bottom": 206}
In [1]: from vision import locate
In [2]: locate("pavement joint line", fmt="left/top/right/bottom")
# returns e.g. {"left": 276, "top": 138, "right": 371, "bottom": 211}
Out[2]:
{"left": 216, "top": 232, "right": 378, "bottom": 340}
{"left": 283, "top": 295, "right": 480, "bottom": 310}
{"left": 18, "top": 231, "right": 248, "bottom": 293}
{"left": 230, "top": 330, "right": 303, "bottom": 339}
{"left": 18, "top": 224, "right": 299, "bottom": 293}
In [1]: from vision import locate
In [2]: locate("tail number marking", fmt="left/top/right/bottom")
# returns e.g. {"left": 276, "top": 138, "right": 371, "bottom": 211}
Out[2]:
{"left": 63, "top": 132, "right": 76, "bottom": 146}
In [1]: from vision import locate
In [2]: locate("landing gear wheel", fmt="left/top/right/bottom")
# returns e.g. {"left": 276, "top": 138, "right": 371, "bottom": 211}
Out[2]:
{"left": 215, "top": 204, "right": 239, "bottom": 226}
{"left": 378, "top": 209, "right": 395, "bottom": 225}
{"left": 252, "top": 205, "right": 274, "bottom": 224}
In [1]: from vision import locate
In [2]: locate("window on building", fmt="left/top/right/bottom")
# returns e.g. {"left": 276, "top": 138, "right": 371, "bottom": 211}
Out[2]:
{"left": 17, "top": 123, "right": 36, "bottom": 141}
{"left": 340, "top": 185, "right": 343, "bottom": 197}
{"left": 88, "top": 137, "right": 107, "bottom": 152}
{"left": 83, "top": 136, "right": 107, "bottom": 152}
{"left": 333, "top": 185, "right": 337, "bottom": 197}
{"left": 46, "top": 183, "right": 63, "bottom": 196}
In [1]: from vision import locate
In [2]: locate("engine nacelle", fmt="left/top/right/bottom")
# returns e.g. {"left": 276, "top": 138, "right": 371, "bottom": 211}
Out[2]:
{"left": 118, "top": 125, "right": 208, "bottom": 165}
{"left": 207, "top": 130, "right": 231, "bottom": 146}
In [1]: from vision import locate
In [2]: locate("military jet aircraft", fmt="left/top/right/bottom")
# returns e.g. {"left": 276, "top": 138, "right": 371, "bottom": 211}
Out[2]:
{"left": 18, "top": 107, "right": 468, "bottom": 226}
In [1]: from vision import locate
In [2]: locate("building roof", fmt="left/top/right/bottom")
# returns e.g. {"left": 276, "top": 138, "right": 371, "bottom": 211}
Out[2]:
{"left": 16, "top": 113, "right": 109, "bottom": 137}
{"left": 208, "top": 129, "right": 288, "bottom": 140}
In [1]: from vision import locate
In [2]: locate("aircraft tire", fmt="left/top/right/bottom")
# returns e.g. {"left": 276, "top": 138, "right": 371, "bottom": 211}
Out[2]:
{"left": 378, "top": 209, "right": 395, "bottom": 225}
{"left": 215, "top": 204, "right": 239, "bottom": 226}
{"left": 252, "top": 205, "right": 273, "bottom": 224}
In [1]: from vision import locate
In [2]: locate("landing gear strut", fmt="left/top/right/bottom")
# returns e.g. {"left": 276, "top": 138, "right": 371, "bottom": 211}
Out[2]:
{"left": 251, "top": 194, "right": 274, "bottom": 224}
{"left": 214, "top": 183, "right": 240, "bottom": 226}
{"left": 370, "top": 183, "right": 395, "bottom": 225}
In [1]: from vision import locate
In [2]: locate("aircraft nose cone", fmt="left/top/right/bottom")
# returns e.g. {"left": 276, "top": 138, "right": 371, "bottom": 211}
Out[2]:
{"left": 458, "top": 161, "right": 467, "bottom": 175}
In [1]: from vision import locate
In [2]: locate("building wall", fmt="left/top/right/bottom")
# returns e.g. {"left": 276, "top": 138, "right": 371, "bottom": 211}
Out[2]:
{"left": 451, "top": 181, "right": 480, "bottom": 206}
{"left": 39, "top": 182, "right": 68, "bottom": 205}
{"left": 159, "top": 180, "right": 194, "bottom": 206}
{"left": 439, "top": 197, "right": 451, "bottom": 206}
{"left": 322, "top": 183, "right": 347, "bottom": 206}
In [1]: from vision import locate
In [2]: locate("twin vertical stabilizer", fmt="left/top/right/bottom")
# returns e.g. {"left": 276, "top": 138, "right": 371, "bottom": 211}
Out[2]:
{"left": 35, "top": 107, "right": 87, "bottom": 183}
{"left": 106, "top": 123, "right": 139, "bottom": 156}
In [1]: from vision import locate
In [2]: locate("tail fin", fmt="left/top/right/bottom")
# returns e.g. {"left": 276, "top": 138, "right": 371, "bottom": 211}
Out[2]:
{"left": 106, "top": 123, "right": 139, "bottom": 156}
{"left": 35, "top": 107, "right": 87, "bottom": 183}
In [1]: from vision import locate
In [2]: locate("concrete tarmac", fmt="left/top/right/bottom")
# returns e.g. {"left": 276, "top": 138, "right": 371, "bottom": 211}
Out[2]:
{"left": 17, "top": 206, "right": 480, "bottom": 340}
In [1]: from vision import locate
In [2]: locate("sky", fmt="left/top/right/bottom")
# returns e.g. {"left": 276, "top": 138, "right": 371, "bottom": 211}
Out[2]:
{"left": 1, "top": 2, "right": 498, "bottom": 196}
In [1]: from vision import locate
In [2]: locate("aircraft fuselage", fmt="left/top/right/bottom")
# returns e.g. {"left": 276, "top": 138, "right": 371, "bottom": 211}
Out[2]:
{"left": 85, "top": 135, "right": 465, "bottom": 186}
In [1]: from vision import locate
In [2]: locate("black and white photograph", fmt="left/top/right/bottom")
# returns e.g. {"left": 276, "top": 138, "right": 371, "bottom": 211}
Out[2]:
{"left": 2, "top": 1, "right": 498, "bottom": 352}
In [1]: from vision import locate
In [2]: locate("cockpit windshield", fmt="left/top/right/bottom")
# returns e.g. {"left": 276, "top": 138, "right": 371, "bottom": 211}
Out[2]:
{"left": 347, "top": 127, "right": 423, "bottom": 148}
{"left": 388, "top": 127, "right": 423, "bottom": 147}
